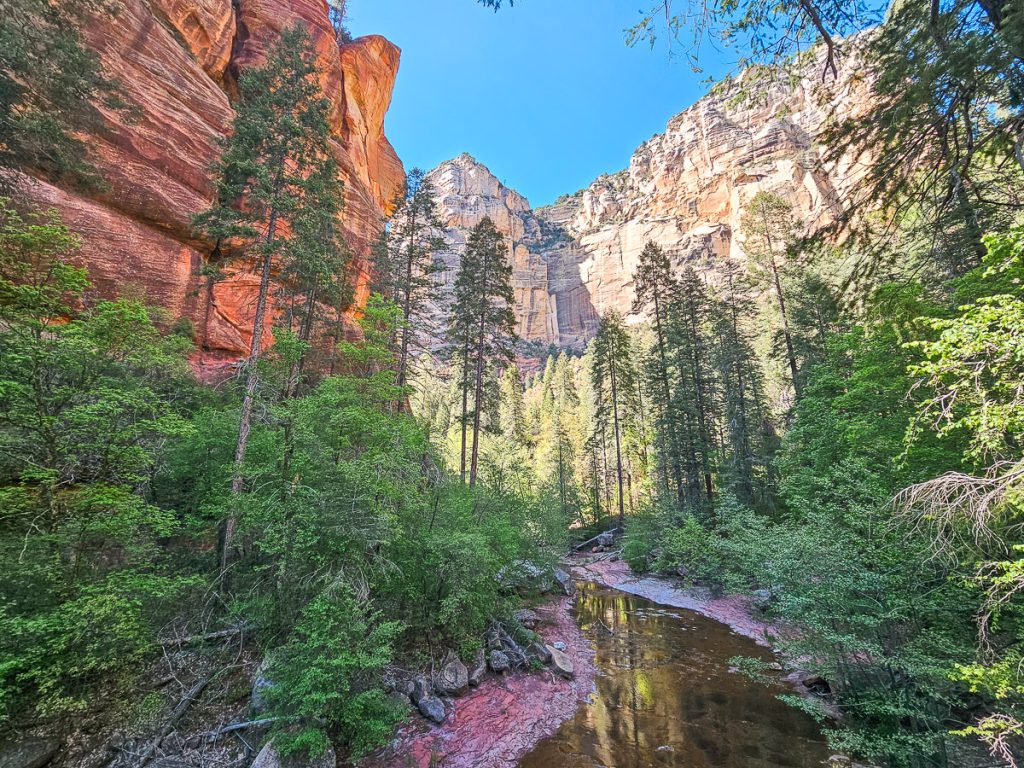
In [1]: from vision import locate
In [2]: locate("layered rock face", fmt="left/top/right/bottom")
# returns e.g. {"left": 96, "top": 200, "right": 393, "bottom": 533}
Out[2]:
{"left": 18, "top": 0, "right": 403, "bottom": 374}
{"left": 431, "top": 57, "right": 869, "bottom": 348}
{"left": 428, "top": 155, "right": 569, "bottom": 345}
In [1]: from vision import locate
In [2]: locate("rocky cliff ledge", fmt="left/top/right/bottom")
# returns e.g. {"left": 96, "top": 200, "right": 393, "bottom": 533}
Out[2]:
{"left": 429, "top": 55, "right": 871, "bottom": 348}
{"left": 17, "top": 0, "right": 404, "bottom": 376}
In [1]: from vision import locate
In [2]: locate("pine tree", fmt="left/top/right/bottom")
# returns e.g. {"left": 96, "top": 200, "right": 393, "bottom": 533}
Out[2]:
{"left": 447, "top": 217, "right": 516, "bottom": 486}
{"left": 373, "top": 169, "right": 446, "bottom": 410}
{"left": 743, "top": 191, "right": 802, "bottom": 400}
{"left": 632, "top": 241, "right": 686, "bottom": 507}
{"left": 499, "top": 364, "right": 527, "bottom": 445}
{"left": 711, "top": 263, "right": 775, "bottom": 506}
{"left": 663, "top": 267, "right": 719, "bottom": 511}
{"left": 590, "top": 312, "right": 638, "bottom": 527}
{"left": 192, "top": 26, "right": 341, "bottom": 580}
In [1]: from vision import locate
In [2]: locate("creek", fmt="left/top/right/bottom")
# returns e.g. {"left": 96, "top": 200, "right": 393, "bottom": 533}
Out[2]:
{"left": 518, "top": 581, "right": 831, "bottom": 768}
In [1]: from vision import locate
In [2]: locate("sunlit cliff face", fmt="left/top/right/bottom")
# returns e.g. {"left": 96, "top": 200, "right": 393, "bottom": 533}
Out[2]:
{"left": 426, "top": 52, "right": 871, "bottom": 349}
{"left": 18, "top": 0, "right": 404, "bottom": 377}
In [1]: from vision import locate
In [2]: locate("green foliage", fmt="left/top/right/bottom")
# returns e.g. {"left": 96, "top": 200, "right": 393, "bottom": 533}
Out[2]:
{"left": 0, "top": 202, "right": 200, "bottom": 723}
{"left": 266, "top": 589, "right": 404, "bottom": 758}
{"left": 652, "top": 515, "right": 721, "bottom": 583}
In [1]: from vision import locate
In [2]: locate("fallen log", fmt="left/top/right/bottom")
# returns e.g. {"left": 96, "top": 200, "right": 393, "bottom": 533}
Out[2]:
{"left": 160, "top": 623, "right": 252, "bottom": 647}
{"left": 572, "top": 527, "right": 619, "bottom": 551}
{"left": 134, "top": 672, "right": 215, "bottom": 767}
{"left": 200, "top": 718, "right": 279, "bottom": 742}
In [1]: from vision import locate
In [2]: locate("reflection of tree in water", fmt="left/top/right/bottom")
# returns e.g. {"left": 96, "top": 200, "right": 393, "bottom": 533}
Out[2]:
{"left": 520, "top": 582, "right": 830, "bottom": 768}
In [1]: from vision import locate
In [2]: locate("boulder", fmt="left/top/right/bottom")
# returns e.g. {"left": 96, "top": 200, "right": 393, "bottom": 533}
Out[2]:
{"left": 553, "top": 568, "right": 575, "bottom": 596}
{"left": 495, "top": 559, "right": 549, "bottom": 592}
{"left": 801, "top": 674, "right": 832, "bottom": 695}
{"left": 513, "top": 608, "right": 539, "bottom": 628}
{"left": 434, "top": 650, "right": 469, "bottom": 696}
{"left": 488, "top": 649, "right": 510, "bottom": 673}
{"left": 469, "top": 648, "right": 487, "bottom": 687}
{"left": 546, "top": 644, "right": 574, "bottom": 679}
{"left": 410, "top": 675, "right": 432, "bottom": 705}
{"left": 0, "top": 738, "right": 60, "bottom": 768}
{"left": 531, "top": 642, "right": 552, "bottom": 664}
{"left": 596, "top": 532, "right": 614, "bottom": 547}
{"left": 381, "top": 667, "right": 415, "bottom": 697}
{"left": 416, "top": 695, "right": 446, "bottom": 724}
{"left": 250, "top": 660, "right": 274, "bottom": 715}
{"left": 250, "top": 741, "right": 335, "bottom": 768}
{"left": 751, "top": 588, "right": 774, "bottom": 611}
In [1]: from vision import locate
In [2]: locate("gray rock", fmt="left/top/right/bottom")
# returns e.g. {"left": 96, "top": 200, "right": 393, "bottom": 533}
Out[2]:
{"left": 488, "top": 649, "right": 510, "bottom": 673}
{"left": 250, "top": 741, "right": 334, "bottom": 768}
{"left": 553, "top": 569, "right": 575, "bottom": 596}
{"left": 546, "top": 644, "right": 574, "bottom": 679}
{"left": 751, "top": 588, "right": 774, "bottom": 610}
{"left": 434, "top": 650, "right": 469, "bottom": 696}
{"left": 469, "top": 648, "right": 487, "bottom": 686}
{"left": 552, "top": 640, "right": 567, "bottom": 651}
{"left": 513, "top": 608, "right": 539, "bottom": 628}
{"left": 382, "top": 667, "right": 415, "bottom": 697}
{"left": 531, "top": 641, "right": 552, "bottom": 663}
{"left": 0, "top": 739, "right": 60, "bottom": 768}
{"left": 251, "top": 660, "right": 274, "bottom": 715}
{"left": 495, "top": 559, "right": 549, "bottom": 591}
{"left": 410, "top": 675, "right": 432, "bottom": 705}
{"left": 417, "top": 695, "right": 446, "bottom": 724}
{"left": 596, "top": 532, "right": 614, "bottom": 547}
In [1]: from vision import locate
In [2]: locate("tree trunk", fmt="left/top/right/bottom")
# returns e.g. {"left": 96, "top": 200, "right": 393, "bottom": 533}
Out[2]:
{"left": 686, "top": 291, "right": 714, "bottom": 502}
{"left": 770, "top": 253, "right": 800, "bottom": 399}
{"left": 727, "top": 272, "right": 754, "bottom": 502}
{"left": 459, "top": 337, "right": 470, "bottom": 483}
{"left": 223, "top": 210, "right": 277, "bottom": 582}
{"left": 653, "top": 293, "right": 686, "bottom": 507}
{"left": 609, "top": 349, "right": 626, "bottom": 528}
{"left": 469, "top": 309, "right": 487, "bottom": 487}
{"left": 395, "top": 207, "right": 417, "bottom": 412}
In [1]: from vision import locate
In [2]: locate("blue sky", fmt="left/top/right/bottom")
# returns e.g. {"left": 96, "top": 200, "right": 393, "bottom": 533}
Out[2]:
{"left": 347, "top": 0, "right": 734, "bottom": 207}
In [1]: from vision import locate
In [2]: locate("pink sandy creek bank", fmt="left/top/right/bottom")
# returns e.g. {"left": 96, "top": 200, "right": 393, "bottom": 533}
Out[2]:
{"left": 361, "top": 557, "right": 810, "bottom": 768}
{"left": 359, "top": 594, "right": 598, "bottom": 768}
{"left": 574, "top": 556, "right": 788, "bottom": 648}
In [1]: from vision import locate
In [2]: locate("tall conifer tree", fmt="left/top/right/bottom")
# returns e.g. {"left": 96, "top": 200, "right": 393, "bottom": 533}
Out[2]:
{"left": 590, "top": 312, "right": 638, "bottom": 527}
{"left": 447, "top": 217, "right": 516, "bottom": 486}
{"left": 193, "top": 26, "right": 342, "bottom": 579}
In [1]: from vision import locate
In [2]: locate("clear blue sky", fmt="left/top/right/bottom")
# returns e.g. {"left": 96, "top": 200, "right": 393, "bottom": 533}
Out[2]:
{"left": 347, "top": 0, "right": 733, "bottom": 207}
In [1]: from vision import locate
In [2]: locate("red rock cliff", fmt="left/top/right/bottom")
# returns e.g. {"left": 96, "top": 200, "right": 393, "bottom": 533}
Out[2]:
{"left": 18, "top": 0, "right": 404, "bottom": 375}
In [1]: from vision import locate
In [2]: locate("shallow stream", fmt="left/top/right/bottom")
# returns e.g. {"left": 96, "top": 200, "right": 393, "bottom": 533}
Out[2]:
{"left": 518, "top": 581, "right": 831, "bottom": 767}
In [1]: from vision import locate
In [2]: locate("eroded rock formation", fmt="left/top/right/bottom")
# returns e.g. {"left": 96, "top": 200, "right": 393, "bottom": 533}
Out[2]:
{"left": 18, "top": 0, "right": 403, "bottom": 376}
{"left": 430, "top": 55, "right": 870, "bottom": 348}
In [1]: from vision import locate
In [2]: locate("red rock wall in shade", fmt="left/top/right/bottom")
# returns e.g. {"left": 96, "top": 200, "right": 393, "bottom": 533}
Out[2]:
{"left": 18, "top": 0, "right": 403, "bottom": 376}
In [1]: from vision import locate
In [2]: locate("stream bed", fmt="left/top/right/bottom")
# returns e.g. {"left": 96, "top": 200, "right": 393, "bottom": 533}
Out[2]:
{"left": 518, "top": 581, "right": 832, "bottom": 768}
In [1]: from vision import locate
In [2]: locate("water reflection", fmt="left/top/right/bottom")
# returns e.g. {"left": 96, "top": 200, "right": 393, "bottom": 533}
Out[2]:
{"left": 519, "top": 582, "right": 830, "bottom": 768}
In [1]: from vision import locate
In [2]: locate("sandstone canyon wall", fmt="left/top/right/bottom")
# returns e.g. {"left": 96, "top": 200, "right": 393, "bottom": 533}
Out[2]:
{"left": 429, "top": 56, "right": 871, "bottom": 348}
{"left": 18, "top": 0, "right": 404, "bottom": 375}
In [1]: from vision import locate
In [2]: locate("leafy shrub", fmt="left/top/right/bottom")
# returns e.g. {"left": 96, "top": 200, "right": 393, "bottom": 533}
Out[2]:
{"left": 653, "top": 515, "right": 721, "bottom": 583}
{"left": 266, "top": 589, "right": 404, "bottom": 758}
